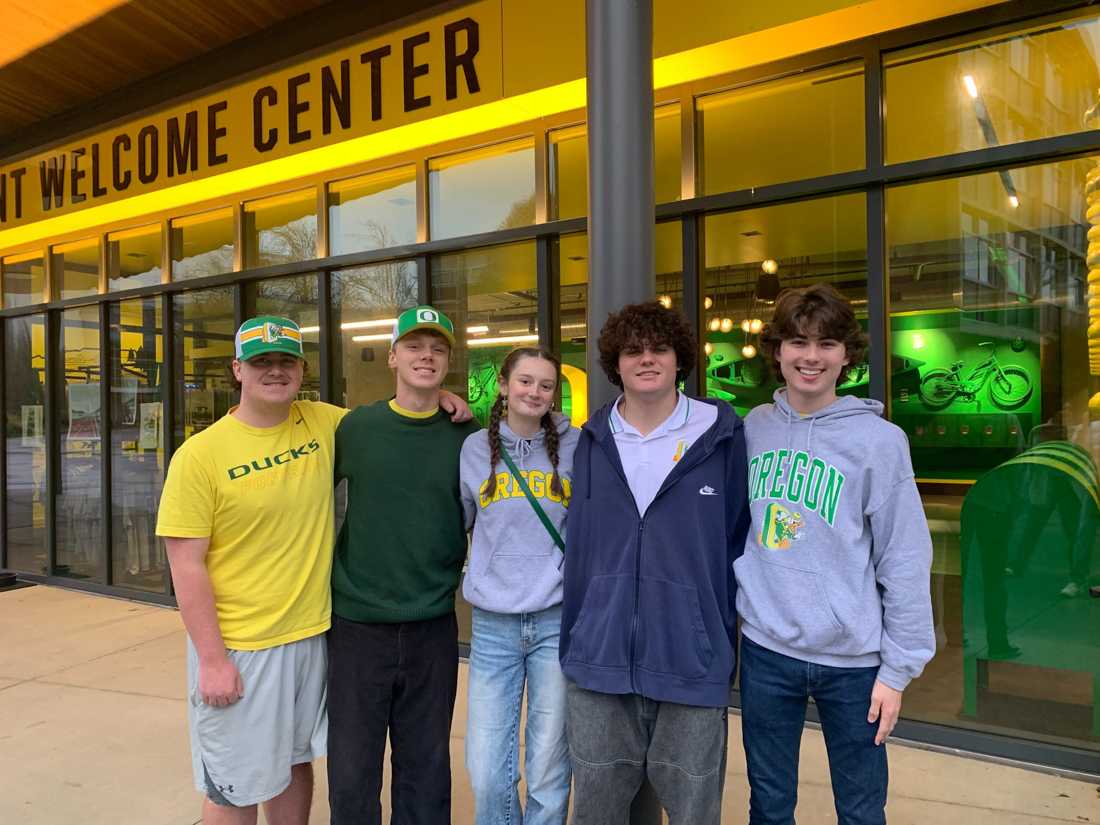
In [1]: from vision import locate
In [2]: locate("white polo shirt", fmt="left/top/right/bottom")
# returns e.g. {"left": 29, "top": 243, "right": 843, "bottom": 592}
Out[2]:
{"left": 608, "top": 392, "right": 718, "bottom": 516}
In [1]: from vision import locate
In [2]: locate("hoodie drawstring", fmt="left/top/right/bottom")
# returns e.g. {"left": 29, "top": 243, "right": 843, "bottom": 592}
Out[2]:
{"left": 514, "top": 437, "right": 534, "bottom": 471}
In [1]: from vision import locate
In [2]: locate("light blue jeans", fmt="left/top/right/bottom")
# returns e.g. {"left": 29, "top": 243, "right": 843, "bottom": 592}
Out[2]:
{"left": 466, "top": 605, "right": 571, "bottom": 825}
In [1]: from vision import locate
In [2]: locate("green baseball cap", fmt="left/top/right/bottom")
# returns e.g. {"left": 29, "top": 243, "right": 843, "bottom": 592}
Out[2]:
{"left": 234, "top": 316, "right": 304, "bottom": 360}
{"left": 391, "top": 305, "right": 456, "bottom": 348}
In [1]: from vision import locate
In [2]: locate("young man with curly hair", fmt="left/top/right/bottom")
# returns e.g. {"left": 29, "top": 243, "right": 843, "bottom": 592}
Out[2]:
{"left": 736, "top": 284, "right": 934, "bottom": 824}
{"left": 559, "top": 301, "right": 750, "bottom": 825}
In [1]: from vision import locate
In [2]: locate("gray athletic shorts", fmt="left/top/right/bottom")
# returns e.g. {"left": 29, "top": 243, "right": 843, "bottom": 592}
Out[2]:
{"left": 186, "top": 634, "right": 327, "bottom": 807}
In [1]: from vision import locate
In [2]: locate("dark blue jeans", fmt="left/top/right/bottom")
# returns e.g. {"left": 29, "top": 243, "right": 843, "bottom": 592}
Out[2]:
{"left": 739, "top": 636, "right": 888, "bottom": 825}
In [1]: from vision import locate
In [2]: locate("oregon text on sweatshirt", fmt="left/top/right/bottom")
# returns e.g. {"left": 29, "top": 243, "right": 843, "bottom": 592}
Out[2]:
{"left": 459, "top": 413, "right": 580, "bottom": 614}
{"left": 735, "top": 390, "right": 935, "bottom": 691}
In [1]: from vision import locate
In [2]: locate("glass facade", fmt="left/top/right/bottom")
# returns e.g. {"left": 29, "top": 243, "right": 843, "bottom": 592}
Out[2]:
{"left": 107, "top": 225, "right": 162, "bottom": 291}
{"left": 110, "top": 298, "right": 165, "bottom": 592}
{"left": 703, "top": 194, "right": 868, "bottom": 416}
{"left": 245, "top": 275, "right": 321, "bottom": 399}
{"left": 243, "top": 189, "right": 318, "bottom": 269}
{"left": 51, "top": 238, "right": 100, "bottom": 301}
{"left": 56, "top": 305, "right": 103, "bottom": 581}
{"left": 2, "top": 253, "right": 46, "bottom": 307}
{"left": 559, "top": 222, "right": 684, "bottom": 425}
{"left": 172, "top": 288, "right": 236, "bottom": 446}
{"left": 1, "top": 2, "right": 1098, "bottom": 771}
{"left": 5, "top": 315, "right": 46, "bottom": 573}
{"left": 698, "top": 62, "right": 865, "bottom": 194}
{"left": 550, "top": 103, "right": 682, "bottom": 219}
{"left": 431, "top": 242, "right": 538, "bottom": 426}
{"left": 331, "top": 262, "right": 419, "bottom": 408}
{"left": 328, "top": 167, "right": 417, "bottom": 255}
{"left": 885, "top": 13, "right": 1100, "bottom": 164}
{"left": 170, "top": 208, "right": 235, "bottom": 281}
{"left": 887, "top": 159, "right": 1098, "bottom": 752}
{"left": 429, "top": 139, "right": 536, "bottom": 239}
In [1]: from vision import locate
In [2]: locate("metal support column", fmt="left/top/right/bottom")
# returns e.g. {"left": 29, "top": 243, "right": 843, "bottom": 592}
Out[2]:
{"left": 585, "top": 3, "right": 663, "bottom": 823}
{"left": 585, "top": 0, "right": 656, "bottom": 410}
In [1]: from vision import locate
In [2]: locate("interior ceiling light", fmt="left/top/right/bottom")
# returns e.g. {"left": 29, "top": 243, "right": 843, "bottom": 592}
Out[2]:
{"left": 741, "top": 319, "right": 752, "bottom": 333}
{"left": 466, "top": 325, "right": 489, "bottom": 334}
{"left": 761, "top": 259, "right": 779, "bottom": 275}
{"left": 704, "top": 342, "right": 713, "bottom": 356}
{"left": 469, "top": 334, "right": 539, "bottom": 347}
{"left": 708, "top": 318, "right": 721, "bottom": 332}
{"left": 742, "top": 344, "right": 757, "bottom": 358}
{"left": 749, "top": 318, "right": 763, "bottom": 334}
{"left": 720, "top": 317, "right": 734, "bottom": 333}
{"left": 704, "top": 296, "right": 713, "bottom": 310}
{"left": 962, "top": 74, "right": 979, "bottom": 99}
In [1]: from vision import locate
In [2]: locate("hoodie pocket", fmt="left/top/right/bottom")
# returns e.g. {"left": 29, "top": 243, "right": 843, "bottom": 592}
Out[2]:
{"left": 736, "top": 554, "right": 845, "bottom": 652}
{"left": 636, "top": 578, "right": 714, "bottom": 678}
{"left": 565, "top": 574, "right": 633, "bottom": 668}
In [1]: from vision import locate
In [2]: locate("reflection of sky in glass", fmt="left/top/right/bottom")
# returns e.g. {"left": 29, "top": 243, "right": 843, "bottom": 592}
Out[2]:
{"left": 331, "top": 179, "right": 416, "bottom": 254}
{"left": 430, "top": 146, "right": 535, "bottom": 240}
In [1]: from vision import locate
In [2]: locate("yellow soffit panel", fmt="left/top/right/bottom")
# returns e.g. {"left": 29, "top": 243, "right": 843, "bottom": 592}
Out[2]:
{"left": 0, "top": 0, "right": 1006, "bottom": 252}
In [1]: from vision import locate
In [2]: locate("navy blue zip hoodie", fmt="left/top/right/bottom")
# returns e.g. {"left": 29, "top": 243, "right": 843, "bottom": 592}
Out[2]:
{"left": 559, "top": 398, "right": 750, "bottom": 707}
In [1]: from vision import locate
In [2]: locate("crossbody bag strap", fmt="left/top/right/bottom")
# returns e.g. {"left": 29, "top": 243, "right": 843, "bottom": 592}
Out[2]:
{"left": 499, "top": 449, "right": 565, "bottom": 552}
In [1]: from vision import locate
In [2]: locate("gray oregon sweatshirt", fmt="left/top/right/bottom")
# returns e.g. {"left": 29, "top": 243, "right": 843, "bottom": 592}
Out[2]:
{"left": 736, "top": 390, "right": 935, "bottom": 691}
{"left": 460, "top": 413, "right": 580, "bottom": 614}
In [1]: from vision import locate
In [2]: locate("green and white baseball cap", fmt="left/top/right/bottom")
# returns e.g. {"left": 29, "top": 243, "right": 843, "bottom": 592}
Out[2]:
{"left": 391, "top": 305, "right": 456, "bottom": 348}
{"left": 234, "top": 316, "right": 304, "bottom": 360}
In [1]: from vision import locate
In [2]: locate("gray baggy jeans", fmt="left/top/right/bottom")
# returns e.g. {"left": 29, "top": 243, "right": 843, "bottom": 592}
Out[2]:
{"left": 564, "top": 682, "right": 728, "bottom": 825}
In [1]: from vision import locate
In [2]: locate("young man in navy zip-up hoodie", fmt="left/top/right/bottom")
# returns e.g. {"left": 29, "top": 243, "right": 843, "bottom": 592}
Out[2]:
{"left": 559, "top": 302, "right": 750, "bottom": 825}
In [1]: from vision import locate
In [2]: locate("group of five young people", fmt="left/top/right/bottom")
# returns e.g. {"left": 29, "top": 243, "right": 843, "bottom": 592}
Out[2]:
{"left": 160, "top": 283, "right": 933, "bottom": 825}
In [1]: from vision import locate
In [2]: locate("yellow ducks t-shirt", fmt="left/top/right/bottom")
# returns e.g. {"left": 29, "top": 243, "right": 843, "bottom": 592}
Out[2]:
{"left": 156, "top": 400, "right": 348, "bottom": 650}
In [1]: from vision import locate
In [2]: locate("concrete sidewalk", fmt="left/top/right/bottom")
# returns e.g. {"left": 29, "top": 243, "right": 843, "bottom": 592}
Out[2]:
{"left": 0, "top": 586, "right": 1096, "bottom": 824}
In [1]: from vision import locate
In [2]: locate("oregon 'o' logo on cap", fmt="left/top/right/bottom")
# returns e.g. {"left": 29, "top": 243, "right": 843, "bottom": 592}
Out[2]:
{"left": 417, "top": 309, "right": 439, "bottom": 323}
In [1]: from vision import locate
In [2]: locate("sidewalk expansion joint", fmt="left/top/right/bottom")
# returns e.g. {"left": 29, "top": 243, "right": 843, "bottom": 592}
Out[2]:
{"left": 33, "top": 679, "right": 185, "bottom": 703}
{"left": 32, "top": 626, "right": 185, "bottom": 681}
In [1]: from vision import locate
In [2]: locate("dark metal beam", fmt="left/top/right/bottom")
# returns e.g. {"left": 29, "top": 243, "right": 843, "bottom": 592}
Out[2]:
{"left": 99, "top": 301, "right": 112, "bottom": 585}
{"left": 536, "top": 235, "right": 561, "bottom": 353}
{"left": 586, "top": 0, "right": 656, "bottom": 411}
{"left": 586, "top": 4, "right": 663, "bottom": 822}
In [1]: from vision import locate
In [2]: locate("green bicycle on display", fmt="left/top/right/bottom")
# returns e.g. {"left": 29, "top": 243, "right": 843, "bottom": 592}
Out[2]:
{"left": 917, "top": 342, "right": 1032, "bottom": 410}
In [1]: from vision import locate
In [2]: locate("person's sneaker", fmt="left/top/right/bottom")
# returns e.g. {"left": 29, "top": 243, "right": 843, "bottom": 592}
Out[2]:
{"left": 1060, "top": 582, "right": 1083, "bottom": 598}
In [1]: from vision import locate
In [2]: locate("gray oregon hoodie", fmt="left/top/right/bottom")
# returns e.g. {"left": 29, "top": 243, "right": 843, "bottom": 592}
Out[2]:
{"left": 460, "top": 413, "right": 580, "bottom": 614}
{"left": 735, "top": 389, "right": 935, "bottom": 691}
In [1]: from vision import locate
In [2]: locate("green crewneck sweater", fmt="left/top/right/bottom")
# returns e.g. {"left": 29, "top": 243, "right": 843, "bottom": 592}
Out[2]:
{"left": 332, "top": 399, "right": 480, "bottom": 623}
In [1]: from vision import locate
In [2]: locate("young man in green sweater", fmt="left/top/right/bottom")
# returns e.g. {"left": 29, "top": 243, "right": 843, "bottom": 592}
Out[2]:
{"left": 328, "top": 305, "right": 480, "bottom": 825}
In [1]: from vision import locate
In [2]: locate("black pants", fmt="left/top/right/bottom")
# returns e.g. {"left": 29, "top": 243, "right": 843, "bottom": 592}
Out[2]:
{"left": 327, "top": 611, "right": 459, "bottom": 825}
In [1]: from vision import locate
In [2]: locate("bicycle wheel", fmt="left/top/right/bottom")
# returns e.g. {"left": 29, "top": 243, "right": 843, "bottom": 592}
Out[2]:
{"left": 989, "top": 365, "right": 1032, "bottom": 409}
{"left": 918, "top": 369, "right": 957, "bottom": 408}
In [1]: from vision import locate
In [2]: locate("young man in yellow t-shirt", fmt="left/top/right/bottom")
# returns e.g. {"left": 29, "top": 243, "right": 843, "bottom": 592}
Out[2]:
{"left": 157, "top": 316, "right": 344, "bottom": 825}
{"left": 156, "top": 315, "right": 468, "bottom": 825}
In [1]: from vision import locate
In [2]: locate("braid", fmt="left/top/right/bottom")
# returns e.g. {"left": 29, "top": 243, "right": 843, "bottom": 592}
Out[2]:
{"left": 485, "top": 395, "right": 505, "bottom": 499}
{"left": 541, "top": 412, "right": 563, "bottom": 497}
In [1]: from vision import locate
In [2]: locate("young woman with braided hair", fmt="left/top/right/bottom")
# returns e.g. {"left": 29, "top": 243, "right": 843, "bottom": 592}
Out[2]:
{"left": 459, "top": 346, "right": 580, "bottom": 825}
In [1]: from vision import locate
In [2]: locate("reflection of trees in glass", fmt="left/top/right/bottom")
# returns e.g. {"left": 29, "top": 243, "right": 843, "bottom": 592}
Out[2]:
{"left": 335, "top": 226, "right": 418, "bottom": 316}
{"left": 336, "top": 202, "right": 416, "bottom": 252}
{"left": 173, "top": 245, "right": 234, "bottom": 280}
{"left": 255, "top": 274, "right": 319, "bottom": 313}
{"left": 498, "top": 194, "right": 536, "bottom": 231}
{"left": 257, "top": 215, "right": 318, "bottom": 267}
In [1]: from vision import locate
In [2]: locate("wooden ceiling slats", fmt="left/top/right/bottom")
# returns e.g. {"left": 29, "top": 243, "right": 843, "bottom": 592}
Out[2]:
{"left": 0, "top": 0, "right": 330, "bottom": 142}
